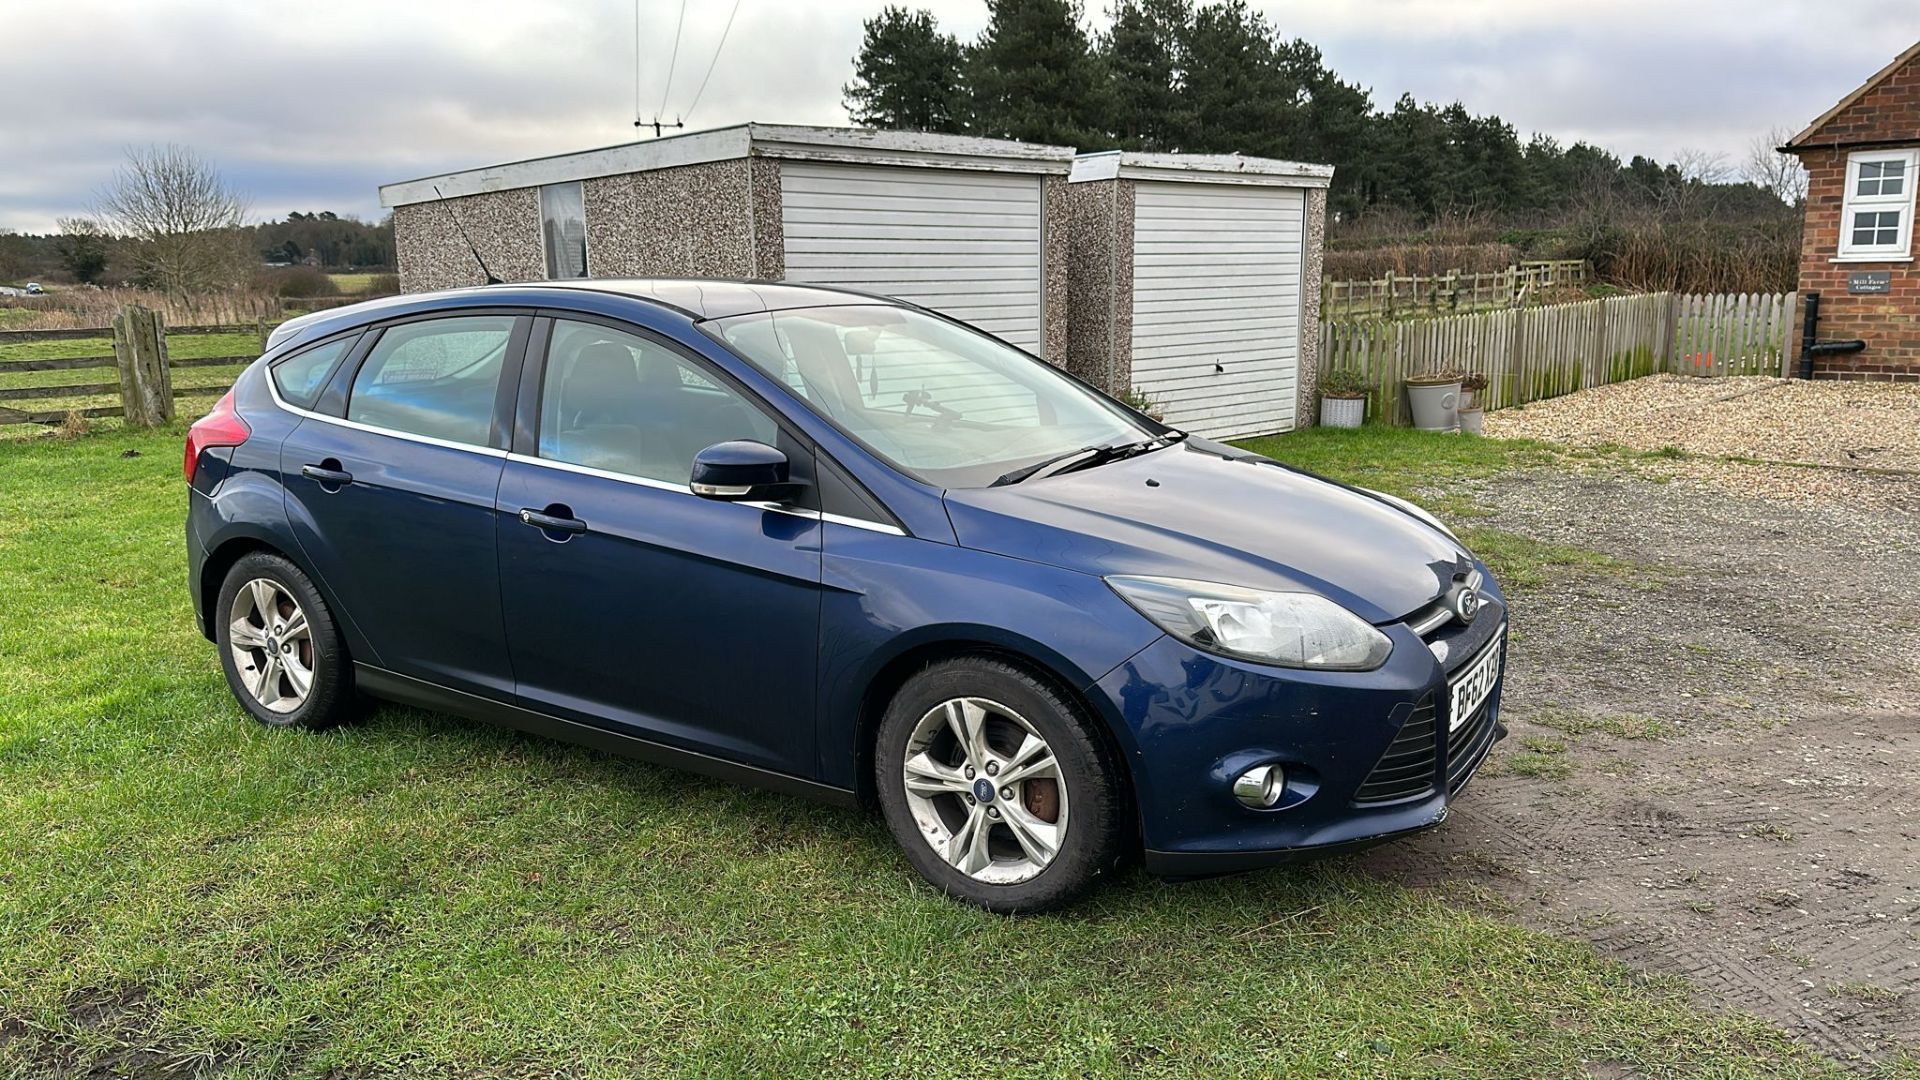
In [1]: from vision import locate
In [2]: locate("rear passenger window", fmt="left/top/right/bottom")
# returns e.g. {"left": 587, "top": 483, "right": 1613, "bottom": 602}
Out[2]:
{"left": 538, "top": 320, "right": 778, "bottom": 485}
{"left": 269, "top": 337, "right": 353, "bottom": 409}
{"left": 347, "top": 316, "right": 516, "bottom": 446}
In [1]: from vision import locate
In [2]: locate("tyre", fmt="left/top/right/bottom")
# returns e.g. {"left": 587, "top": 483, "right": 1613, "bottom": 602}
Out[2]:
{"left": 214, "top": 551, "right": 357, "bottom": 731}
{"left": 875, "top": 657, "right": 1126, "bottom": 913}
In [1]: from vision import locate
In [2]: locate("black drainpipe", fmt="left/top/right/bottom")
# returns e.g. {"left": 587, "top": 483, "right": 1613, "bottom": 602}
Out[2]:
{"left": 1797, "top": 291, "right": 1866, "bottom": 379}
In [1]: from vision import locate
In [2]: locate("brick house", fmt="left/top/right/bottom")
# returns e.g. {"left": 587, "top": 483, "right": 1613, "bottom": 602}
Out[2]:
{"left": 1784, "top": 41, "right": 1920, "bottom": 380}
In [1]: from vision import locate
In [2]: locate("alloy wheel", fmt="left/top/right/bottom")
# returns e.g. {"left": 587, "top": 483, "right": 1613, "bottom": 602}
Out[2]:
{"left": 227, "top": 578, "right": 315, "bottom": 714}
{"left": 901, "top": 697, "right": 1069, "bottom": 885}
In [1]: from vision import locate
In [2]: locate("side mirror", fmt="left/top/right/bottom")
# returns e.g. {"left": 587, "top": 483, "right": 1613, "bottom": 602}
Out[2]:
{"left": 690, "top": 440, "right": 790, "bottom": 501}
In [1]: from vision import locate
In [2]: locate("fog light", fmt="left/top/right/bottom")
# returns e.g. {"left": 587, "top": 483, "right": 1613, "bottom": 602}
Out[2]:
{"left": 1232, "top": 764, "right": 1285, "bottom": 808}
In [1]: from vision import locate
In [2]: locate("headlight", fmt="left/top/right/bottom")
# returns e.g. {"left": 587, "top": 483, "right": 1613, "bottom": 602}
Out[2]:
{"left": 1106, "top": 575, "right": 1392, "bottom": 671}
{"left": 1362, "top": 488, "right": 1458, "bottom": 544}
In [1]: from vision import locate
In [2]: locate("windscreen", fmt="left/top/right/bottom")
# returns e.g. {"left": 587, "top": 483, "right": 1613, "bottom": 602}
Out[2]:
{"left": 710, "top": 305, "right": 1150, "bottom": 488}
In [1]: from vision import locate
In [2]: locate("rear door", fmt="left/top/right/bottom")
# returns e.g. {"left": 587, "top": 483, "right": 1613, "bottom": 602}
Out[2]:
{"left": 281, "top": 312, "right": 529, "bottom": 699}
{"left": 495, "top": 315, "right": 826, "bottom": 776}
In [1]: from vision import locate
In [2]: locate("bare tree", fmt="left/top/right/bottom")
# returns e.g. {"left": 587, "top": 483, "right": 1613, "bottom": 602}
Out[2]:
{"left": 1672, "top": 147, "right": 1731, "bottom": 186}
{"left": 1744, "top": 126, "right": 1807, "bottom": 207}
{"left": 94, "top": 144, "right": 251, "bottom": 294}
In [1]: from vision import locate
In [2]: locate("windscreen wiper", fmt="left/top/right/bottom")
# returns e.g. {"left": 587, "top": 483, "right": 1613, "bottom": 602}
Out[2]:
{"left": 990, "top": 432, "right": 1185, "bottom": 487}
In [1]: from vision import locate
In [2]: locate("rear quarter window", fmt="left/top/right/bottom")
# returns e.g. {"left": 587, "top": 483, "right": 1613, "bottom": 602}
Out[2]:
{"left": 269, "top": 337, "right": 355, "bottom": 410}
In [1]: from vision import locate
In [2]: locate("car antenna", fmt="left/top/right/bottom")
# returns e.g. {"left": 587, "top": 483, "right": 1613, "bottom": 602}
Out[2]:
{"left": 433, "top": 184, "right": 501, "bottom": 285}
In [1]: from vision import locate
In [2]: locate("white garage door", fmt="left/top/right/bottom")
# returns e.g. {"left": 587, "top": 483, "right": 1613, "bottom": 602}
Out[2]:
{"left": 779, "top": 162, "right": 1047, "bottom": 353}
{"left": 1129, "top": 181, "right": 1304, "bottom": 439}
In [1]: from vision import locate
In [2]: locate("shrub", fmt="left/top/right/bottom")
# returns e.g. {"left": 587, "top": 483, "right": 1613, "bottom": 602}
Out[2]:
{"left": 254, "top": 266, "right": 340, "bottom": 299}
{"left": 362, "top": 273, "right": 401, "bottom": 298}
{"left": 1319, "top": 369, "right": 1372, "bottom": 398}
{"left": 1119, "top": 386, "right": 1164, "bottom": 417}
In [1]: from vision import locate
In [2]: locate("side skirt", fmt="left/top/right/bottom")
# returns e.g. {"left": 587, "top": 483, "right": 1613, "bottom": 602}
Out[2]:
{"left": 353, "top": 663, "right": 859, "bottom": 809}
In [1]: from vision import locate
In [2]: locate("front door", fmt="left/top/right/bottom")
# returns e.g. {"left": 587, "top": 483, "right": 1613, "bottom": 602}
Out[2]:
{"left": 282, "top": 313, "right": 527, "bottom": 699}
{"left": 496, "top": 317, "right": 824, "bottom": 776}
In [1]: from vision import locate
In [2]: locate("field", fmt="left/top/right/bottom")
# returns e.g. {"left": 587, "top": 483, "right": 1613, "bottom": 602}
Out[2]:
{"left": 326, "top": 273, "right": 381, "bottom": 295}
{"left": 1, "top": 424, "right": 1891, "bottom": 1078}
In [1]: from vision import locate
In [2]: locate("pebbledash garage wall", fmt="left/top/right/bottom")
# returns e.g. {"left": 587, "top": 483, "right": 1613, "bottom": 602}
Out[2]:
{"left": 381, "top": 125, "right": 1074, "bottom": 363}
{"left": 1058, "top": 152, "right": 1332, "bottom": 439}
{"left": 381, "top": 124, "right": 1334, "bottom": 436}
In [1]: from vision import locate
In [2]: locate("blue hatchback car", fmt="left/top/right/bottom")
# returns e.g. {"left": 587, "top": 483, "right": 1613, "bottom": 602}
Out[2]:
{"left": 186, "top": 279, "right": 1507, "bottom": 912}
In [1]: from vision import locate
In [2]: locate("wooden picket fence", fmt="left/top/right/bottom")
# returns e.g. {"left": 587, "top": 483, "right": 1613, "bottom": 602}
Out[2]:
{"left": 1321, "top": 260, "right": 1590, "bottom": 320}
{"left": 1320, "top": 291, "right": 1795, "bottom": 426}
{"left": 1667, "top": 292, "right": 1801, "bottom": 378}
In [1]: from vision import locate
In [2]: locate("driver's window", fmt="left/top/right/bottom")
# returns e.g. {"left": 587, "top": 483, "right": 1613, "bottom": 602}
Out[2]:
{"left": 537, "top": 320, "right": 778, "bottom": 486}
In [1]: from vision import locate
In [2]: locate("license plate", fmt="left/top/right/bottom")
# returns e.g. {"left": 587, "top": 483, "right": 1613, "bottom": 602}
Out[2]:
{"left": 1448, "top": 628, "right": 1505, "bottom": 732}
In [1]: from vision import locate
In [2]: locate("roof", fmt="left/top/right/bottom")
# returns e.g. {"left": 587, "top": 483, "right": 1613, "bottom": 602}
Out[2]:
{"left": 1785, "top": 40, "right": 1920, "bottom": 151}
{"left": 518, "top": 278, "right": 893, "bottom": 319}
{"left": 1068, "top": 150, "right": 1333, "bottom": 188}
{"left": 267, "top": 280, "right": 892, "bottom": 351}
{"left": 380, "top": 124, "right": 1076, "bottom": 207}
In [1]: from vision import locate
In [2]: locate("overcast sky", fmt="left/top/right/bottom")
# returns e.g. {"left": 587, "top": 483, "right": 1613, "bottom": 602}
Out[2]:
{"left": 4, "top": 1, "right": 1918, "bottom": 233}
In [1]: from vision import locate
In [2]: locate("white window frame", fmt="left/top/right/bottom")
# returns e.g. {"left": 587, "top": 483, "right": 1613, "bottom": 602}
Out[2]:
{"left": 1836, "top": 148, "right": 1917, "bottom": 262}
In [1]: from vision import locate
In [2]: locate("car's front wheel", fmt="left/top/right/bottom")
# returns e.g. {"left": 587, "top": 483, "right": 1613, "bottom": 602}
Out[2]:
{"left": 875, "top": 657, "right": 1125, "bottom": 912}
{"left": 214, "top": 552, "right": 356, "bottom": 730}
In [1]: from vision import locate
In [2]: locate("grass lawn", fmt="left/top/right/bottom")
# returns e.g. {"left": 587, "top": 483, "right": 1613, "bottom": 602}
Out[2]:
{"left": 0, "top": 425, "right": 1897, "bottom": 1078}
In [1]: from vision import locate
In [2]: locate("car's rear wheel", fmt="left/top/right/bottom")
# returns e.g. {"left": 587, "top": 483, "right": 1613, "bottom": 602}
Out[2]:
{"left": 215, "top": 552, "right": 355, "bottom": 730}
{"left": 876, "top": 657, "right": 1124, "bottom": 912}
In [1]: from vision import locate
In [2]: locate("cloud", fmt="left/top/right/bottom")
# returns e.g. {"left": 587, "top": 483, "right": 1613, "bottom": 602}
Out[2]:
{"left": 3, "top": 0, "right": 1916, "bottom": 232}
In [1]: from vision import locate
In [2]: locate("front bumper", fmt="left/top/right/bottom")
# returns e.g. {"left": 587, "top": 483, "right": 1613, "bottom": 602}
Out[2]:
{"left": 1094, "top": 569, "right": 1509, "bottom": 878}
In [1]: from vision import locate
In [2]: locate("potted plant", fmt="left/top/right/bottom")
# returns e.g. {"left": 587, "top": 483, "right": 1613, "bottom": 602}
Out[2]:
{"left": 1404, "top": 370, "right": 1463, "bottom": 432}
{"left": 1317, "top": 369, "right": 1370, "bottom": 428}
{"left": 1457, "top": 372, "right": 1489, "bottom": 435}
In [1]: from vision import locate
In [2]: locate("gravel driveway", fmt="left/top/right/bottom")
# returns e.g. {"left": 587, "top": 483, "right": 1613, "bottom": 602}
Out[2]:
{"left": 1357, "top": 458, "right": 1919, "bottom": 1067}
{"left": 1486, "top": 376, "right": 1920, "bottom": 513}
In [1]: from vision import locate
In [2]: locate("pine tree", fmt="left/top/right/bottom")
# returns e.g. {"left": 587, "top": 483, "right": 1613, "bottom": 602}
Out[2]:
{"left": 967, "top": 0, "right": 1102, "bottom": 147}
{"left": 1098, "top": 0, "right": 1191, "bottom": 151}
{"left": 844, "top": 6, "right": 968, "bottom": 133}
{"left": 1173, "top": 1, "right": 1289, "bottom": 155}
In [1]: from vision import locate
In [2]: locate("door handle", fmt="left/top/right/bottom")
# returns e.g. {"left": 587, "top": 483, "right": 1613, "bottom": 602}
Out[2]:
{"left": 301, "top": 463, "right": 353, "bottom": 486}
{"left": 519, "top": 508, "right": 587, "bottom": 535}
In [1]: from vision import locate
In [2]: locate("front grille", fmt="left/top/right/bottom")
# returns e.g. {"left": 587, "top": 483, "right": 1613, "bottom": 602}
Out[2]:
{"left": 1353, "top": 694, "right": 1438, "bottom": 804}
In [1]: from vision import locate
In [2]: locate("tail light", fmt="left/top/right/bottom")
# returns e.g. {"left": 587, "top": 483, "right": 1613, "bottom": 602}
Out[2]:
{"left": 185, "top": 390, "right": 250, "bottom": 484}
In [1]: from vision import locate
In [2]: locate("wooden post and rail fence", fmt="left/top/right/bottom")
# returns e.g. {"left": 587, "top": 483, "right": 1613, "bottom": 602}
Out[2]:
{"left": 0, "top": 306, "right": 266, "bottom": 429}
{"left": 1319, "top": 291, "right": 1800, "bottom": 426}
{"left": 1321, "top": 259, "right": 1591, "bottom": 320}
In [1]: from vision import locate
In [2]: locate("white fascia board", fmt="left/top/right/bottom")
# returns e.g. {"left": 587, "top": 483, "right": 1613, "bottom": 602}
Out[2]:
{"left": 1068, "top": 150, "right": 1334, "bottom": 188}
{"left": 381, "top": 123, "right": 1079, "bottom": 207}
{"left": 745, "top": 124, "right": 1074, "bottom": 174}
{"left": 380, "top": 125, "right": 754, "bottom": 207}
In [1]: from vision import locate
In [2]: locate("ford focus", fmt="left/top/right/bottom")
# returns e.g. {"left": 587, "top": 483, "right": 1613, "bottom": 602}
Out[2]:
{"left": 185, "top": 279, "right": 1507, "bottom": 912}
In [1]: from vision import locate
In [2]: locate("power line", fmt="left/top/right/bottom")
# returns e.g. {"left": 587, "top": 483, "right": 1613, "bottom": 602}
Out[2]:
{"left": 655, "top": 0, "right": 688, "bottom": 123}
{"left": 680, "top": 0, "right": 744, "bottom": 125}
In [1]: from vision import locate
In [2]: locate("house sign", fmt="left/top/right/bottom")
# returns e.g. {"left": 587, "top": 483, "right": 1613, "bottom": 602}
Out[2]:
{"left": 1848, "top": 271, "right": 1891, "bottom": 295}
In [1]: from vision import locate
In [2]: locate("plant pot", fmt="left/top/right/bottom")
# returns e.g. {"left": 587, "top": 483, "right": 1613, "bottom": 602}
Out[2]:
{"left": 1457, "top": 406, "right": 1484, "bottom": 435}
{"left": 1319, "top": 394, "right": 1365, "bottom": 429}
{"left": 1405, "top": 378, "right": 1462, "bottom": 432}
